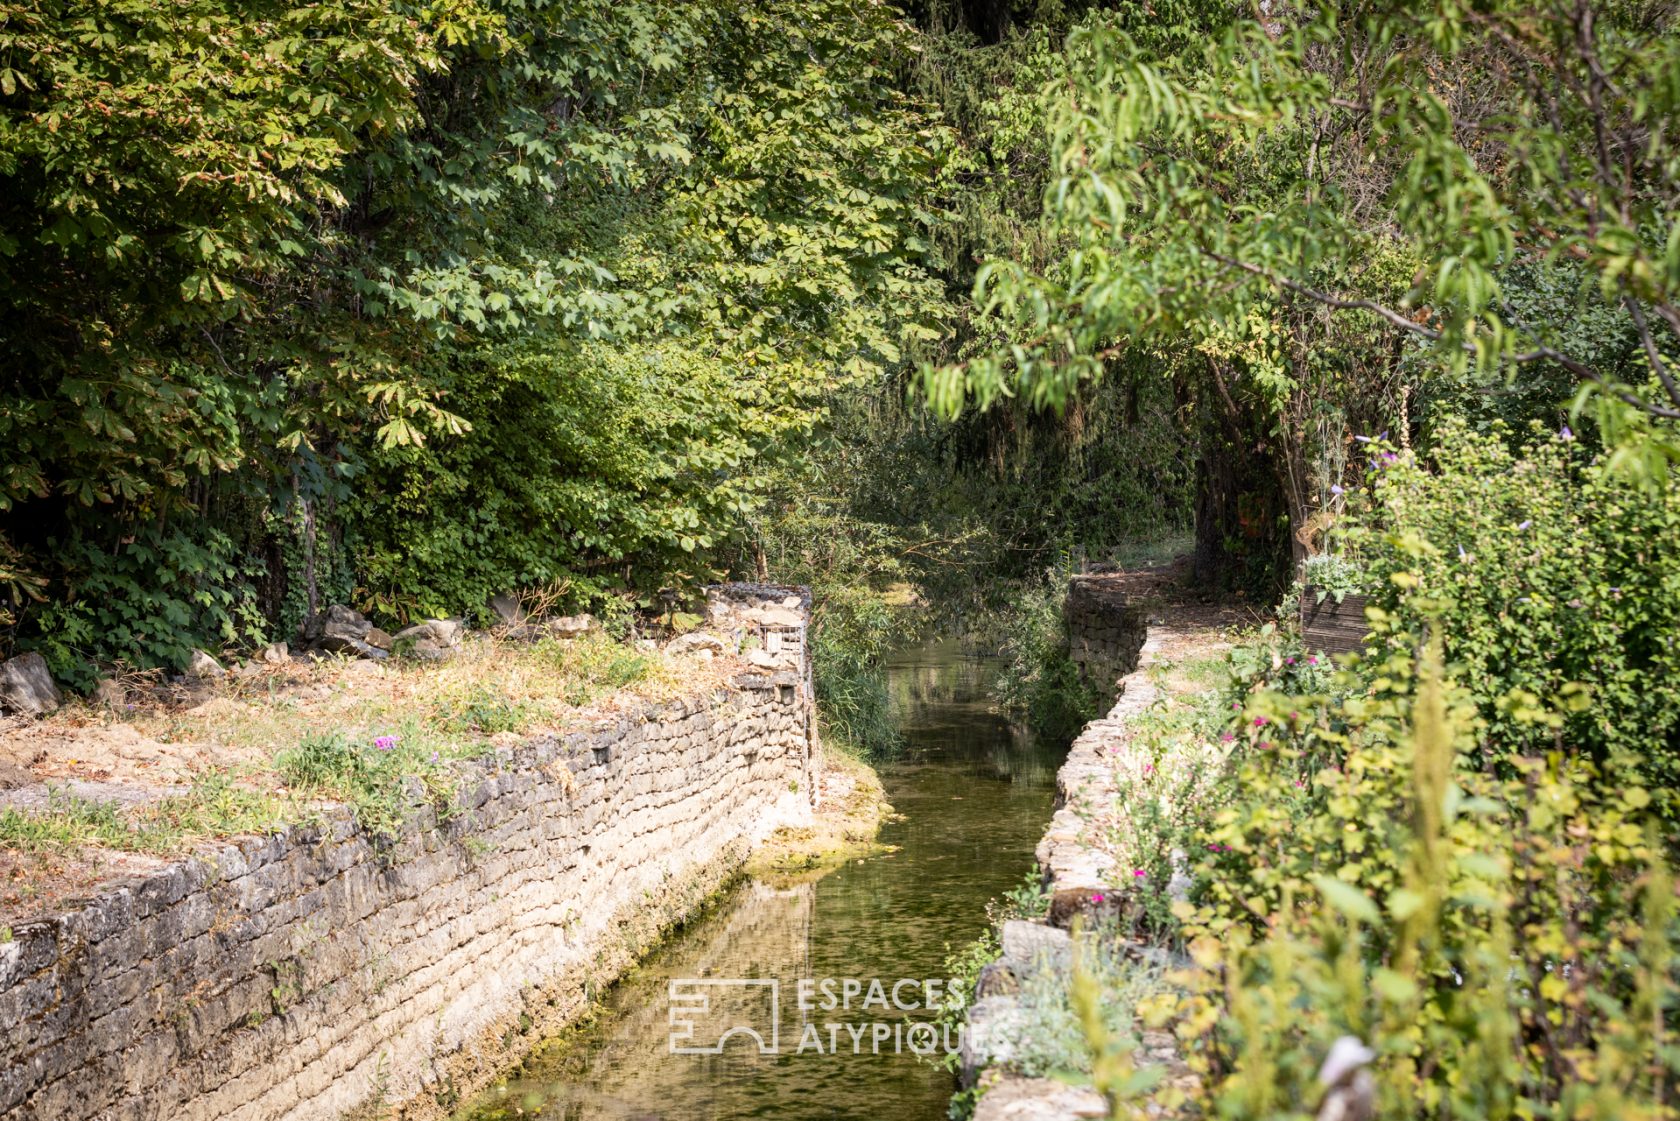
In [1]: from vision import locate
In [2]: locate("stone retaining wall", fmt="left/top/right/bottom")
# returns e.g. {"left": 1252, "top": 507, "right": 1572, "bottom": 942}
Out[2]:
{"left": 964, "top": 618, "right": 1197, "bottom": 1121}
{"left": 1063, "top": 576, "right": 1148, "bottom": 705}
{"left": 0, "top": 637, "right": 813, "bottom": 1121}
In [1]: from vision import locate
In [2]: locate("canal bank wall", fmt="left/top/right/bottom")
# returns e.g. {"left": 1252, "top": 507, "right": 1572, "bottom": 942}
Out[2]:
{"left": 963, "top": 572, "right": 1219, "bottom": 1120}
{"left": 0, "top": 589, "right": 816, "bottom": 1121}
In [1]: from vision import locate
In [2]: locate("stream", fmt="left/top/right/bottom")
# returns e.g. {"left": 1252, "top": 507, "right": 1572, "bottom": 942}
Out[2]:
{"left": 458, "top": 640, "right": 1066, "bottom": 1121}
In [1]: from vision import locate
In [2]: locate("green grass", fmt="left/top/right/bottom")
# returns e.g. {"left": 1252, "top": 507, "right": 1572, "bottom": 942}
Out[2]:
{"left": 275, "top": 722, "right": 487, "bottom": 838}
{"left": 0, "top": 774, "right": 288, "bottom": 854}
{"left": 0, "top": 723, "right": 493, "bottom": 855}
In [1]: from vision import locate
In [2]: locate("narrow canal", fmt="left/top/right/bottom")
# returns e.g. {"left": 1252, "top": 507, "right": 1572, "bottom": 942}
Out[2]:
{"left": 459, "top": 640, "right": 1066, "bottom": 1121}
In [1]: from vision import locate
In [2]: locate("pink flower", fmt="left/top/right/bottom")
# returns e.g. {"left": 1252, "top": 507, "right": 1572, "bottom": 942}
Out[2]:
{"left": 374, "top": 735, "right": 399, "bottom": 751}
{"left": 1258, "top": 741, "right": 1272, "bottom": 750}
{"left": 1221, "top": 732, "right": 1235, "bottom": 742}
{"left": 1253, "top": 716, "right": 1267, "bottom": 727}
{"left": 1307, "top": 656, "right": 1319, "bottom": 665}
{"left": 1091, "top": 893, "right": 1105, "bottom": 904}
{"left": 1143, "top": 764, "right": 1154, "bottom": 776}
{"left": 1133, "top": 869, "right": 1147, "bottom": 879}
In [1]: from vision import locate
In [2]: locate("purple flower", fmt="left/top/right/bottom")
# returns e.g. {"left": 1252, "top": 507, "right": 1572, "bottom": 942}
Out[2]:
{"left": 1517, "top": 520, "right": 1532, "bottom": 531}
{"left": 1457, "top": 544, "right": 1469, "bottom": 561}
{"left": 1560, "top": 424, "right": 1575, "bottom": 441}
{"left": 1330, "top": 484, "right": 1345, "bottom": 496}
{"left": 374, "top": 735, "right": 398, "bottom": 752}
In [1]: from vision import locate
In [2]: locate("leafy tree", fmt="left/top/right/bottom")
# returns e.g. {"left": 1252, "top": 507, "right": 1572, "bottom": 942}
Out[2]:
{"left": 926, "top": 0, "right": 1680, "bottom": 583}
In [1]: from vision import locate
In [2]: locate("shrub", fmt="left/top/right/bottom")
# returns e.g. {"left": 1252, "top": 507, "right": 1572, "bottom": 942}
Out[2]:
{"left": 275, "top": 726, "right": 477, "bottom": 839}
{"left": 1148, "top": 646, "right": 1680, "bottom": 1120}
{"left": 1348, "top": 422, "right": 1680, "bottom": 822}
{"left": 26, "top": 526, "right": 268, "bottom": 687}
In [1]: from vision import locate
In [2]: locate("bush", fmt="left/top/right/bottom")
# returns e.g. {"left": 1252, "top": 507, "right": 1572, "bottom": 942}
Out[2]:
{"left": 1146, "top": 644, "right": 1680, "bottom": 1121}
{"left": 809, "top": 584, "right": 905, "bottom": 758}
{"left": 1348, "top": 422, "right": 1680, "bottom": 822}
{"left": 276, "top": 725, "right": 479, "bottom": 839}
{"left": 25, "top": 526, "right": 268, "bottom": 687}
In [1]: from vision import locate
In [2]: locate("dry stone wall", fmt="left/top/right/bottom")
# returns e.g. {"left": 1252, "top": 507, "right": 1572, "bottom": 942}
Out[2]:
{"left": 965, "top": 618, "right": 1199, "bottom": 1121}
{"left": 0, "top": 629, "right": 813, "bottom": 1121}
{"left": 1063, "top": 576, "right": 1148, "bottom": 705}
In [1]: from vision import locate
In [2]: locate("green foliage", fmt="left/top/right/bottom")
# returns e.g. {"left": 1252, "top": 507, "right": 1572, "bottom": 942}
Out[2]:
{"left": 1349, "top": 423, "right": 1680, "bottom": 821}
{"left": 1000, "top": 929, "right": 1163, "bottom": 1083}
{"left": 933, "top": 1, "right": 1680, "bottom": 439}
{"left": 2, "top": 0, "right": 951, "bottom": 667}
{"left": 992, "top": 571, "right": 1103, "bottom": 742}
{"left": 27, "top": 526, "right": 268, "bottom": 689}
{"left": 1298, "top": 553, "right": 1365, "bottom": 605}
{"left": 275, "top": 725, "right": 479, "bottom": 839}
{"left": 448, "top": 692, "right": 532, "bottom": 736}
{"left": 0, "top": 772, "right": 285, "bottom": 853}
{"left": 1153, "top": 644, "right": 1680, "bottom": 1121}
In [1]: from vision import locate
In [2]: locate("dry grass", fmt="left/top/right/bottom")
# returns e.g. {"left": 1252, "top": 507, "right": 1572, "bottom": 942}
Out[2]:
{"left": 0, "top": 632, "right": 737, "bottom": 914}
{"left": 0, "top": 632, "right": 720, "bottom": 790}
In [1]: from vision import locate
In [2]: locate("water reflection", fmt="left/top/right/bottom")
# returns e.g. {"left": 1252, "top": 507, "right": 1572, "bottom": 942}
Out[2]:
{"left": 461, "top": 641, "right": 1065, "bottom": 1121}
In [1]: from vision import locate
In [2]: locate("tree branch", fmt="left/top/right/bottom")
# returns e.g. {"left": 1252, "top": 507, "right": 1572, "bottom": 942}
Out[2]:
{"left": 1201, "top": 250, "right": 1680, "bottom": 420}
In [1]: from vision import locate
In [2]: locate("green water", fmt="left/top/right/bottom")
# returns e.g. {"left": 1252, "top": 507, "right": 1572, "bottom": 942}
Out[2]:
{"left": 460, "top": 641, "right": 1065, "bottom": 1121}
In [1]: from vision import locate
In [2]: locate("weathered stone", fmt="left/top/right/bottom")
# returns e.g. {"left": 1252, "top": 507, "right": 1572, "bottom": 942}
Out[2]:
{"left": 974, "top": 960, "right": 1019, "bottom": 1000}
{"left": 971, "top": 1076, "right": 1108, "bottom": 1121}
{"left": 0, "top": 598, "right": 816, "bottom": 1121}
{"left": 488, "top": 594, "right": 524, "bottom": 625}
{"left": 315, "top": 634, "right": 386, "bottom": 661}
{"left": 303, "top": 604, "right": 371, "bottom": 644}
{"left": 1062, "top": 575, "right": 1147, "bottom": 706}
{"left": 363, "top": 628, "right": 394, "bottom": 651}
{"left": 547, "top": 614, "right": 596, "bottom": 639}
{"left": 400, "top": 638, "right": 454, "bottom": 663}
{"left": 256, "top": 642, "right": 289, "bottom": 665}
{"left": 391, "top": 619, "right": 461, "bottom": 649}
{"left": 184, "top": 650, "right": 225, "bottom": 680}
{"left": 1000, "top": 920, "right": 1072, "bottom": 972}
{"left": 0, "top": 652, "right": 62, "bottom": 716}
{"left": 665, "top": 632, "right": 726, "bottom": 656}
